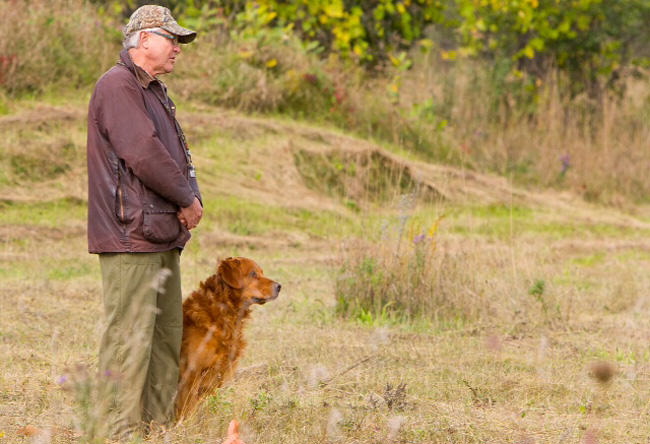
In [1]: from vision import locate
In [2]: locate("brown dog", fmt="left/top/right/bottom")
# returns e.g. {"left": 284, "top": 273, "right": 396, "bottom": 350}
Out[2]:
{"left": 175, "top": 257, "right": 281, "bottom": 418}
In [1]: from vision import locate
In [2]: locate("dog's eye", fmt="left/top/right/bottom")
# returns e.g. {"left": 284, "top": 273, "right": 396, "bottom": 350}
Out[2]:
{"left": 250, "top": 270, "right": 257, "bottom": 278}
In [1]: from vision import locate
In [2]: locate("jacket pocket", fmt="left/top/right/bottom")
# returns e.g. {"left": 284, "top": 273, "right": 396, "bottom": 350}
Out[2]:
{"left": 142, "top": 189, "right": 181, "bottom": 243}
{"left": 142, "top": 210, "right": 181, "bottom": 243}
{"left": 114, "top": 161, "right": 134, "bottom": 224}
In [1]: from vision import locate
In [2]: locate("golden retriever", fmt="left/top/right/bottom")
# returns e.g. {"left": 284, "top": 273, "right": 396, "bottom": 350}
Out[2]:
{"left": 175, "top": 257, "right": 281, "bottom": 418}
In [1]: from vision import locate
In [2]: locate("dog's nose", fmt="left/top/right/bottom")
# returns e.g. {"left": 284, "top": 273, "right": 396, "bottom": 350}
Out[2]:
{"left": 273, "top": 282, "right": 281, "bottom": 295}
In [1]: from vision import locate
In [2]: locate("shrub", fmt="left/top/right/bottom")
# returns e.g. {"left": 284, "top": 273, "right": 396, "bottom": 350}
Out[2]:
{"left": 335, "top": 212, "right": 489, "bottom": 323}
{"left": 456, "top": 0, "right": 650, "bottom": 98}
{"left": 169, "top": 20, "right": 341, "bottom": 112}
{"left": 0, "top": 0, "right": 120, "bottom": 95}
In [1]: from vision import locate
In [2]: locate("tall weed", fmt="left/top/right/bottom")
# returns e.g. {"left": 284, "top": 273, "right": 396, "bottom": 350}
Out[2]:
{"left": 395, "top": 53, "right": 650, "bottom": 204}
{"left": 336, "top": 207, "right": 503, "bottom": 325}
{"left": 0, "top": 0, "right": 119, "bottom": 95}
{"left": 169, "top": 23, "right": 337, "bottom": 112}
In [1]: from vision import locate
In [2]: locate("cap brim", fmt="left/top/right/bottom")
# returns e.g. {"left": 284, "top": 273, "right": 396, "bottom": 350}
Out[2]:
{"left": 162, "top": 22, "right": 197, "bottom": 44}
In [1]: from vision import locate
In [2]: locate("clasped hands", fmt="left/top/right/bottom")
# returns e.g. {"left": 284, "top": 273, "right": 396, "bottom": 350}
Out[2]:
{"left": 177, "top": 196, "right": 202, "bottom": 230}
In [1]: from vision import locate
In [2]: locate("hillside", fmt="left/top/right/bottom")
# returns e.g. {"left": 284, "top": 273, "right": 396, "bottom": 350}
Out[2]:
{"left": 1, "top": 99, "right": 650, "bottom": 443}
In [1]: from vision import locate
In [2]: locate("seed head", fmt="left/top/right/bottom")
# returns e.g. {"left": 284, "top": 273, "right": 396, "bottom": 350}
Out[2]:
{"left": 590, "top": 361, "right": 615, "bottom": 384}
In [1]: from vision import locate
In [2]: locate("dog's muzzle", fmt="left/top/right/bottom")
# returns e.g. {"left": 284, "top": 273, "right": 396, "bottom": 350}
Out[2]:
{"left": 252, "top": 282, "right": 281, "bottom": 305}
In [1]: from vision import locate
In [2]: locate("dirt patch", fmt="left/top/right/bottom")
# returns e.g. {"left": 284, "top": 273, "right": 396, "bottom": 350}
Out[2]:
{"left": 0, "top": 106, "right": 83, "bottom": 130}
{"left": 0, "top": 224, "right": 85, "bottom": 242}
{"left": 294, "top": 148, "right": 442, "bottom": 205}
{"left": 3, "top": 139, "right": 79, "bottom": 182}
{"left": 180, "top": 110, "right": 281, "bottom": 142}
{"left": 200, "top": 229, "right": 325, "bottom": 251}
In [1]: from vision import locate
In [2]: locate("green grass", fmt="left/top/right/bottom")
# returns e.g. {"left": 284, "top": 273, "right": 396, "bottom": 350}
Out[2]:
{"left": 465, "top": 203, "right": 534, "bottom": 219}
{"left": 570, "top": 252, "right": 606, "bottom": 267}
{"left": 194, "top": 134, "right": 256, "bottom": 176}
{"left": 445, "top": 204, "right": 645, "bottom": 240}
{"left": 47, "top": 261, "right": 94, "bottom": 281}
{"left": 0, "top": 262, "right": 37, "bottom": 280}
{"left": 356, "top": 202, "right": 644, "bottom": 243}
{"left": 0, "top": 197, "right": 86, "bottom": 227}
{"left": 203, "top": 195, "right": 356, "bottom": 238}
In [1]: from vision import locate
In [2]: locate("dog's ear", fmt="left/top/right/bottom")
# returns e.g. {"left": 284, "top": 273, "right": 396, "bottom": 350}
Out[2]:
{"left": 218, "top": 257, "right": 244, "bottom": 289}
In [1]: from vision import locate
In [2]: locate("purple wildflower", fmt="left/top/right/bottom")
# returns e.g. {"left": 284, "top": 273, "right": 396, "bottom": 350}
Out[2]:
{"left": 57, "top": 375, "right": 68, "bottom": 385}
{"left": 560, "top": 154, "right": 571, "bottom": 175}
{"left": 413, "top": 234, "right": 426, "bottom": 244}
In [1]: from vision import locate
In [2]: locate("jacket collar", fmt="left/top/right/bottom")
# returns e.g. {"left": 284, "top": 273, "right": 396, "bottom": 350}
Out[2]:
{"left": 119, "top": 48, "right": 156, "bottom": 89}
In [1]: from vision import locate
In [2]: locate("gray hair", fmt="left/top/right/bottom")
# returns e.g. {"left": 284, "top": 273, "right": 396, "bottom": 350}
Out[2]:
{"left": 123, "top": 27, "right": 163, "bottom": 50}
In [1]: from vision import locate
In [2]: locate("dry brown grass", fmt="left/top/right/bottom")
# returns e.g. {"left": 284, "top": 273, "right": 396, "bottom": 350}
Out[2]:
{"left": 0, "top": 0, "right": 118, "bottom": 95}
{"left": 1, "top": 1, "right": 649, "bottom": 440}
{"left": 392, "top": 55, "right": 650, "bottom": 206}
{"left": 1, "top": 100, "right": 650, "bottom": 443}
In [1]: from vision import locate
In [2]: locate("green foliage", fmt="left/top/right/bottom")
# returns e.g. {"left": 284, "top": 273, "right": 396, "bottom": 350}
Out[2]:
{"left": 169, "top": 16, "right": 345, "bottom": 113}
{"left": 6, "top": 0, "right": 648, "bottom": 102}
{"left": 225, "top": 0, "right": 448, "bottom": 64}
{"left": 169, "top": 0, "right": 648, "bottom": 97}
{"left": 528, "top": 279, "right": 545, "bottom": 298}
{"left": 207, "top": 388, "right": 234, "bottom": 414}
{"left": 456, "top": 0, "right": 650, "bottom": 97}
{"left": 99, "top": 0, "right": 446, "bottom": 64}
{"left": 249, "top": 389, "right": 273, "bottom": 412}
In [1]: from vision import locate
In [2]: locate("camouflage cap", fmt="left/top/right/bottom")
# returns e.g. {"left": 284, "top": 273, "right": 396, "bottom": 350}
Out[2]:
{"left": 124, "top": 5, "right": 196, "bottom": 44}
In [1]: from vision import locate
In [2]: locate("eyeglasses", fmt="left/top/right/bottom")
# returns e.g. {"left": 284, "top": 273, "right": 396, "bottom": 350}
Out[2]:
{"left": 147, "top": 30, "right": 179, "bottom": 46}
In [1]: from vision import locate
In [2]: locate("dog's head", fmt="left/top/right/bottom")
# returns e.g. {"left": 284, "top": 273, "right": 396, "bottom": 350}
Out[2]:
{"left": 218, "top": 257, "right": 281, "bottom": 305}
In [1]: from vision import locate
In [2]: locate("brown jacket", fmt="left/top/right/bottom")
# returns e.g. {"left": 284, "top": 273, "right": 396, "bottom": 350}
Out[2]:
{"left": 86, "top": 49, "right": 201, "bottom": 253}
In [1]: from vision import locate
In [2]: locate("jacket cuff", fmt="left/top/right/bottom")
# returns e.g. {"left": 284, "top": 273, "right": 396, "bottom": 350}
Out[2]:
{"left": 178, "top": 189, "right": 196, "bottom": 208}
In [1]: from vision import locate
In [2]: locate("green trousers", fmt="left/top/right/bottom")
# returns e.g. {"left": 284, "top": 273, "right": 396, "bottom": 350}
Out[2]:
{"left": 98, "top": 250, "right": 182, "bottom": 438}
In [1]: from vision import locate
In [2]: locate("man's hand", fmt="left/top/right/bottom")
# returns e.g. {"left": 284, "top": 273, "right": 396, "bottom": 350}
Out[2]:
{"left": 178, "top": 197, "right": 202, "bottom": 230}
{"left": 223, "top": 419, "right": 245, "bottom": 444}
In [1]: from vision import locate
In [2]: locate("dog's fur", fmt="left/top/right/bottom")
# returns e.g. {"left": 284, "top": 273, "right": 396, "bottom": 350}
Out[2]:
{"left": 175, "top": 257, "right": 281, "bottom": 418}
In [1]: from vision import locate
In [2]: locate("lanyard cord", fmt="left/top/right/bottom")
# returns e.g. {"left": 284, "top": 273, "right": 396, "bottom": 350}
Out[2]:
{"left": 118, "top": 61, "right": 196, "bottom": 176}
{"left": 152, "top": 83, "right": 196, "bottom": 174}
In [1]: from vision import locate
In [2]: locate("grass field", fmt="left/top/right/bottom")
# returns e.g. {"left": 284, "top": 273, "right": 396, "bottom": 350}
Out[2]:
{"left": 1, "top": 97, "right": 650, "bottom": 443}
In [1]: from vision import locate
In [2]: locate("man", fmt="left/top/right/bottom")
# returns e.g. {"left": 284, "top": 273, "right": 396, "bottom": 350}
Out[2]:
{"left": 86, "top": 5, "right": 202, "bottom": 439}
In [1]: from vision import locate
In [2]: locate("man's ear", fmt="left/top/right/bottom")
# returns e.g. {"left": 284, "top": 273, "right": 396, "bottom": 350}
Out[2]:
{"left": 218, "top": 257, "right": 243, "bottom": 289}
{"left": 140, "top": 30, "right": 150, "bottom": 49}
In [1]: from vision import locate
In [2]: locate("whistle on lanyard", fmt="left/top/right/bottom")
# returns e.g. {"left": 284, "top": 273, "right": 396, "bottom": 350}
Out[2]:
{"left": 185, "top": 148, "right": 196, "bottom": 178}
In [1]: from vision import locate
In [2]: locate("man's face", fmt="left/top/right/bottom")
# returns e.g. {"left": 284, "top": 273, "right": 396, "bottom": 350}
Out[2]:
{"left": 142, "top": 30, "right": 181, "bottom": 76}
